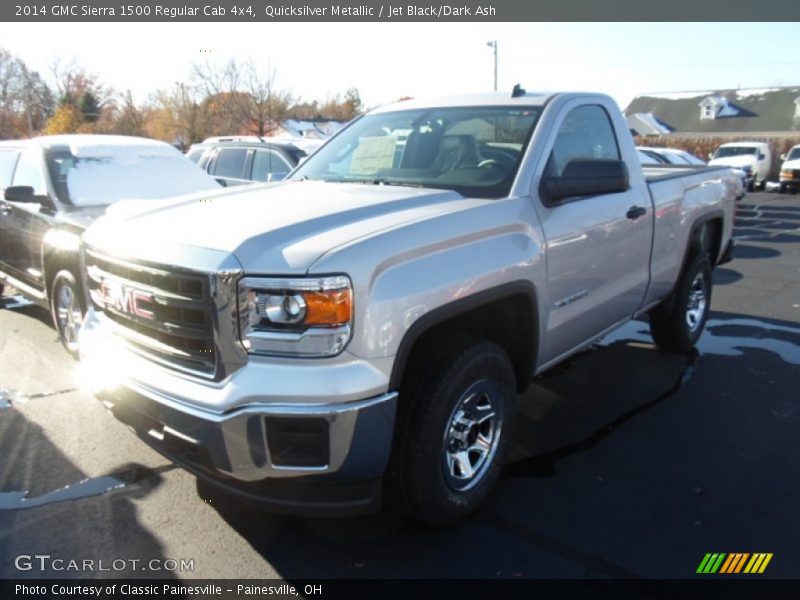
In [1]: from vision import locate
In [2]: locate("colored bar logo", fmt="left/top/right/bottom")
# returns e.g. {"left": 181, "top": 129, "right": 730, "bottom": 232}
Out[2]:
{"left": 697, "top": 553, "right": 773, "bottom": 574}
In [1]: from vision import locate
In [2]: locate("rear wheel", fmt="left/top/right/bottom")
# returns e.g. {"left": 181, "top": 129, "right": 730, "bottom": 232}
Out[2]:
{"left": 50, "top": 270, "right": 85, "bottom": 359}
{"left": 387, "top": 335, "right": 516, "bottom": 527}
{"left": 649, "top": 253, "right": 712, "bottom": 353}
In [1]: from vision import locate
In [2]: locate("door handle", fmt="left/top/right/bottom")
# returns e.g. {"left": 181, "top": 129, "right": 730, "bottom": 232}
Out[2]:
{"left": 626, "top": 206, "right": 647, "bottom": 220}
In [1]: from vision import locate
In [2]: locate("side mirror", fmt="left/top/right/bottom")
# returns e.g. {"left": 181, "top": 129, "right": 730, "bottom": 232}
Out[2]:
{"left": 708, "top": 152, "right": 715, "bottom": 160}
{"left": 780, "top": 153, "right": 786, "bottom": 161}
{"left": 544, "top": 159, "right": 629, "bottom": 202}
{"left": 758, "top": 153, "right": 765, "bottom": 161}
{"left": 267, "top": 172, "right": 288, "bottom": 182}
{"left": 4, "top": 186, "right": 40, "bottom": 203}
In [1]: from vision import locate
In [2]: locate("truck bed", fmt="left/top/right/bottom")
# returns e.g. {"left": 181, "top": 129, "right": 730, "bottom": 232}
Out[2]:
{"left": 642, "top": 164, "right": 732, "bottom": 183}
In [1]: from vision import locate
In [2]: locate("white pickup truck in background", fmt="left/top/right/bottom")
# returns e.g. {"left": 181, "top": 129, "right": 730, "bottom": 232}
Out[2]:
{"left": 709, "top": 141, "right": 772, "bottom": 192}
{"left": 79, "top": 89, "right": 739, "bottom": 526}
{"left": 779, "top": 144, "right": 800, "bottom": 194}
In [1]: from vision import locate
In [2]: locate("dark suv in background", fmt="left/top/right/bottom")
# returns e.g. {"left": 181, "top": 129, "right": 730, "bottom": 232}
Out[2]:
{"left": 0, "top": 135, "right": 220, "bottom": 356}
{"left": 191, "top": 140, "right": 308, "bottom": 186}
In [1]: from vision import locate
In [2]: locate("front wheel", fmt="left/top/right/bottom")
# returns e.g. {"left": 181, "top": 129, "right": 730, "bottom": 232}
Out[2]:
{"left": 649, "top": 253, "right": 712, "bottom": 353}
{"left": 50, "top": 270, "right": 85, "bottom": 359}
{"left": 387, "top": 336, "right": 516, "bottom": 527}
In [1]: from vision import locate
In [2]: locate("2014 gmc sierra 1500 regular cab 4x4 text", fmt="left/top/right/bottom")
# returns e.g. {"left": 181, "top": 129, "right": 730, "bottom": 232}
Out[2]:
{"left": 78, "top": 90, "right": 738, "bottom": 526}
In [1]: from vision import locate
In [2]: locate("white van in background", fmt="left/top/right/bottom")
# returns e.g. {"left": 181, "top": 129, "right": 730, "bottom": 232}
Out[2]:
{"left": 709, "top": 141, "right": 771, "bottom": 192}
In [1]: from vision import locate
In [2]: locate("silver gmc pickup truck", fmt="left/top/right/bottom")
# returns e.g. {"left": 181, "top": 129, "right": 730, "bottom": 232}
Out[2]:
{"left": 78, "top": 90, "right": 738, "bottom": 526}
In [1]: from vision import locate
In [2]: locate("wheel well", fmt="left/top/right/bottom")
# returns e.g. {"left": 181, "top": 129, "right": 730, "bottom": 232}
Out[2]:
{"left": 690, "top": 218, "right": 722, "bottom": 266}
{"left": 44, "top": 251, "right": 82, "bottom": 303}
{"left": 391, "top": 288, "right": 537, "bottom": 394}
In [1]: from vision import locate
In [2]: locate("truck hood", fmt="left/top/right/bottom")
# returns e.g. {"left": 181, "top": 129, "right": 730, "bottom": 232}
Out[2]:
{"left": 781, "top": 158, "right": 800, "bottom": 170}
{"left": 56, "top": 204, "right": 110, "bottom": 231}
{"left": 84, "top": 180, "right": 481, "bottom": 273}
{"left": 709, "top": 155, "right": 757, "bottom": 169}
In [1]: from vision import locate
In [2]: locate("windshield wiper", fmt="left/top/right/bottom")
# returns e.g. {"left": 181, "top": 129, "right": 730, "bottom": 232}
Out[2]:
{"left": 347, "top": 177, "right": 423, "bottom": 187}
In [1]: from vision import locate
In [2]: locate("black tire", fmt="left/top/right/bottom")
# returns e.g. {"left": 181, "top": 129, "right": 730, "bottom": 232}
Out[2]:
{"left": 649, "top": 253, "right": 712, "bottom": 353}
{"left": 747, "top": 179, "right": 755, "bottom": 193}
{"left": 50, "top": 270, "right": 85, "bottom": 359}
{"left": 778, "top": 184, "right": 787, "bottom": 194}
{"left": 386, "top": 335, "right": 516, "bottom": 527}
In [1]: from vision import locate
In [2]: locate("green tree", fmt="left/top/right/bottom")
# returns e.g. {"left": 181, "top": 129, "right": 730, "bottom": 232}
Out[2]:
{"left": 78, "top": 90, "right": 101, "bottom": 123}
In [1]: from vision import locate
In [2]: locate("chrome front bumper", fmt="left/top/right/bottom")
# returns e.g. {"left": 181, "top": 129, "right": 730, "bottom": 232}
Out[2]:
{"left": 79, "top": 307, "right": 399, "bottom": 515}
{"left": 95, "top": 382, "right": 397, "bottom": 516}
{"left": 98, "top": 380, "right": 398, "bottom": 481}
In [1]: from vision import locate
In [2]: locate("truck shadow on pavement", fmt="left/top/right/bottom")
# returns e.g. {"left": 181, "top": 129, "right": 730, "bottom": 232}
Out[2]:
{"left": 0, "top": 408, "right": 177, "bottom": 580}
{"left": 199, "top": 311, "right": 800, "bottom": 578}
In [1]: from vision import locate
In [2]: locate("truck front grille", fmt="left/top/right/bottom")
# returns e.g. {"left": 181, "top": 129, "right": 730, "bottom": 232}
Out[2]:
{"left": 85, "top": 249, "right": 218, "bottom": 378}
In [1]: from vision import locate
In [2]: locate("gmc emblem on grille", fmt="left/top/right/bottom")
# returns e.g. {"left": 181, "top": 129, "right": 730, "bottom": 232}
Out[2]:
{"left": 100, "top": 279, "right": 155, "bottom": 320}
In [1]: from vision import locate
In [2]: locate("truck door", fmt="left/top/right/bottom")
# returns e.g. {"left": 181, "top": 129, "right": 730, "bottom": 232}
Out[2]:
{"left": 1, "top": 148, "right": 51, "bottom": 291}
{"left": 537, "top": 103, "right": 652, "bottom": 362}
{"left": 0, "top": 148, "right": 21, "bottom": 277}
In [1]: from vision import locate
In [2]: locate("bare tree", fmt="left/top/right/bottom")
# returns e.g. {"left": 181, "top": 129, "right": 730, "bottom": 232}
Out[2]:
{"left": 318, "top": 87, "right": 363, "bottom": 121}
{"left": 112, "top": 91, "right": 144, "bottom": 136}
{"left": 0, "top": 48, "right": 20, "bottom": 138}
{"left": 50, "top": 58, "right": 111, "bottom": 123}
{"left": 0, "top": 48, "right": 55, "bottom": 138}
{"left": 19, "top": 64, "right": 55, "bottom": 135}
{"left": 144, "top": 83, "right": 210, "bottom": 148}
{"left": 192, "top": 58, "right": 294, "bottom": 137}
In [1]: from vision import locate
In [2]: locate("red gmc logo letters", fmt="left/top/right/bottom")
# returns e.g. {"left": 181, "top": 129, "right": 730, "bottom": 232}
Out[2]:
{"left": 100, "top": 279, "right": 155, "bottom": 320}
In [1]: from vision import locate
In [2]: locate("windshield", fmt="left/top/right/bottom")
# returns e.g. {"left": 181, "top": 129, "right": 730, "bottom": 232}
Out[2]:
{"left": 46, "top": 148, "right": 219, "bottom": 207}
{"left": 787, "top": 147, "right": 800, "bottom": 161}
{"left": 715, "top": 146, "right": 757, "bottom": 158}
{"left": 290, "top": 106, "right": 542, "bottom": 199}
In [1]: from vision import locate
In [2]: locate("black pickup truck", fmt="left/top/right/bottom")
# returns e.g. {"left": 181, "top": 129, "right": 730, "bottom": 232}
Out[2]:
{"left": 0, "top": 135, "right": 219, "bottom": 356}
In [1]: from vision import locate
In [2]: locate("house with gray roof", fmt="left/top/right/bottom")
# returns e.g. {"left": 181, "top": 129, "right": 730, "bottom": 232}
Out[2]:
{"left": 625, "top": 86, "right": 800, "bottom": 134}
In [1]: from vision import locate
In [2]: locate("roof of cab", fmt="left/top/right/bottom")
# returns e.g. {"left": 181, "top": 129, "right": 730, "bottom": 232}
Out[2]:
{"left": 369, "top": 91, "right": 562, "bottom": 114}
{"left": 0, "top": 134, "right": 175, "bottom": 151}
{"left": 718, "top": 141, "right": 770, "bottom": 148}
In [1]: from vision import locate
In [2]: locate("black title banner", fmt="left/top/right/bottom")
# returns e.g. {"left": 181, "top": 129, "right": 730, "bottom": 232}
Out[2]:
{"left": 4, "top": 0, "right": 800, "bottom": 22}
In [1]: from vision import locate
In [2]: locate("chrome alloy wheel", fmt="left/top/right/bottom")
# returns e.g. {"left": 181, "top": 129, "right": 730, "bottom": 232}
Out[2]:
{"left": 55, "top": 282, "right": 82, "bottom": 351}
{"left": 442, "top": 379, "right": 503, "bottom": 491}
{"left": 685, "top": 271, "right": 707, "bottom": 332}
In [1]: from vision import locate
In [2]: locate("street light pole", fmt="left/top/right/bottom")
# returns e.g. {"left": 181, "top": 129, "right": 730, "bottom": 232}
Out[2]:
{"left": 486, "top": 40, "right": 497, "bottom": 91}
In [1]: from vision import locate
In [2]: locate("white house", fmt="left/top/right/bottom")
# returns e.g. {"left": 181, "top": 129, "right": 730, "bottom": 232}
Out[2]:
{"left": 699, "top": 96, "right": 741, "bottom": 120}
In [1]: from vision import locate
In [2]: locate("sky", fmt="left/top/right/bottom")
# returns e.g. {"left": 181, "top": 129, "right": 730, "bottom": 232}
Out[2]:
{"left": 0, "top": 22, "right": 798, "bottom": 110}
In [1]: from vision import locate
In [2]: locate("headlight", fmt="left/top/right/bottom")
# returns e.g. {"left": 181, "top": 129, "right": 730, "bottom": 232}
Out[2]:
{"left": 238, "top": 276, "right": 353, "bottom": 357}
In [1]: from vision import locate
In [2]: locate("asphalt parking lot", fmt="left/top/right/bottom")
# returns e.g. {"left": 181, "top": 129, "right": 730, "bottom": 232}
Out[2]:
{"left": 1, "top": 191, "right": 798, "bottom": 581}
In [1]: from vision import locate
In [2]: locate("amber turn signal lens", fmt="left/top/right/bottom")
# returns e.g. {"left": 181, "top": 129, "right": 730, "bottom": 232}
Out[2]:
{"left": 303, "top": 289, "right": 352, "bottom": 326}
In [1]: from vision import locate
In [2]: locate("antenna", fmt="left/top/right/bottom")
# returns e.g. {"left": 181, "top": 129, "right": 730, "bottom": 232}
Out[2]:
{"left": 511, "top": 84, "right": 526, "bottom": 98}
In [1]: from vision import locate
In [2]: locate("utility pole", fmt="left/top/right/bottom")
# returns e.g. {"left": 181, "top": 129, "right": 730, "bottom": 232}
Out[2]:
{"left": 486, "top": 40, "right": 497, "bottom": 91}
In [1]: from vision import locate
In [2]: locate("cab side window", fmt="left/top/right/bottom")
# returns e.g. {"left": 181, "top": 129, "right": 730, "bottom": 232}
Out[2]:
{"left": 11, "top": 149, "right": 47, "bottom": 195}
{"left": 546, "top": 105, "right": 620, "bottom": 177}
{"left": 0, "top": 149, "right": 20, "bottom": 189}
